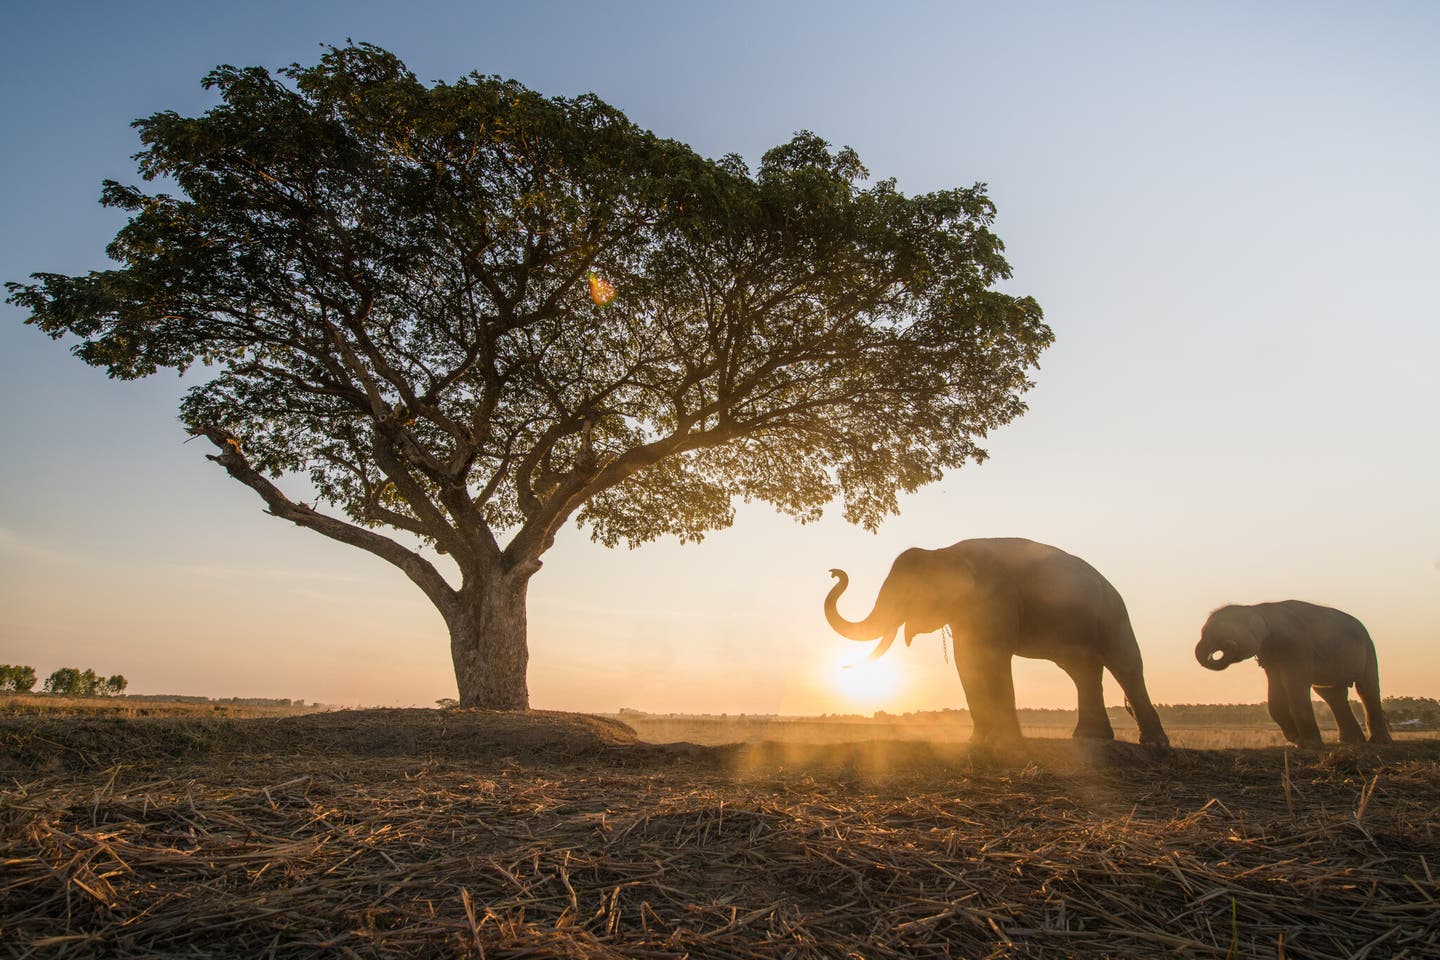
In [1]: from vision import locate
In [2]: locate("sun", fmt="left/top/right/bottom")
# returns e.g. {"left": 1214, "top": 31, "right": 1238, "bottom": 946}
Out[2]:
{"left": 830, "top": 652, "right": 901, "bottom": 706}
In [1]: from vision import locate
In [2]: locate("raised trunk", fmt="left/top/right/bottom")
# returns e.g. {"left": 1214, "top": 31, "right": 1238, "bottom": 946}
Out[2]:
{"left": 824, "top": 569, "right": 885, "bottom": 641}
{"left": 445, "top": 570, "right": 531, "bottom": 710}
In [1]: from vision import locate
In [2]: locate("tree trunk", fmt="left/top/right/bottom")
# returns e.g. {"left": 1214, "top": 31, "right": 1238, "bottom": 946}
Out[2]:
{"left": 446, "top": 570, "right": 531, "bottom": 710}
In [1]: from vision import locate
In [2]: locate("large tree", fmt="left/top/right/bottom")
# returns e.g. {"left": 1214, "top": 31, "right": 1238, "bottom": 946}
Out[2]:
{"left": 8, "top": 45, "right": 1051, "bottom": 709}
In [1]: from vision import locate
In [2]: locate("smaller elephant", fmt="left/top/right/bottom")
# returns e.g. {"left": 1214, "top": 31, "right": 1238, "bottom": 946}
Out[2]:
{"left": 1196, "top": 601, "right": 1391, "bottom": 748}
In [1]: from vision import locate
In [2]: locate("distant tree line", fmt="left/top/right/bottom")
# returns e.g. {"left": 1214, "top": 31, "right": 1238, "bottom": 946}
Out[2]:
{"left": 1381, "top": 696, "right": 1440, "bottom": 725}
{"left": 42, "top": 668, "right": 128, "bottom": 696}
{"left": 849, "top": 699, "right": 1440, "bottom": 726}
{"left": 1145, "top": 699, "right": 1440, "bottom": 727}
{"left": 0, "top": 664, "right": 38, "bottom": 692}
{"left": 1, "top": 665, "right": 127, "bottom": 696}
{"left": 1130, "top": 703, "right": 1273, "bottom": 725}
{"left": 131, "top": 695, "right": 307, "bottom": 706}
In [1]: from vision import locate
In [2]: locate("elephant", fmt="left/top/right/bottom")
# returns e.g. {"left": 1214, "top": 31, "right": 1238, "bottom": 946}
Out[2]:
{"left": 1195, "top": 601, "right": 1392, "bottom": 748}
{"left": 824, "top": 537, "right": 1169, "bottom": 748}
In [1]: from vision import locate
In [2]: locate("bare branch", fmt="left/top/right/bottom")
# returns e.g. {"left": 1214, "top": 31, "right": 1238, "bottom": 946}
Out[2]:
{"left": 193, "top": 426, "right": 458, "bottom": 611}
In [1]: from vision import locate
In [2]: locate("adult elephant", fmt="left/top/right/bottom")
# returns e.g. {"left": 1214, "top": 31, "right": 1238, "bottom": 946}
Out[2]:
{"left": 824, "top": 538, "right": 1169, "bottom": 747}
{"left": 1195, "top": 601, "right": 1391, "bottom": 748}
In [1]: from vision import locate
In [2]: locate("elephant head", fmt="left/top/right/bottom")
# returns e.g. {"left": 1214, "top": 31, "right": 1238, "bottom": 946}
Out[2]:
{"left": 825, "top": 549, "right": 955, "bottom": 660}
{"left": 1195, "top": 605, "right": 1264, "bottom": 671}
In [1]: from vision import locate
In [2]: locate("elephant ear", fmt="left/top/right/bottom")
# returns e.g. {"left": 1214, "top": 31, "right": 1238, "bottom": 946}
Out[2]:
{"left": 1211, "top": 607, "right": 1267, "bottom": 665}
{"left": 899, "top": 549, "right": 970, "bottom": 639}
{"left": 1249, "top": 608, "right": 1292, "bottom": 666}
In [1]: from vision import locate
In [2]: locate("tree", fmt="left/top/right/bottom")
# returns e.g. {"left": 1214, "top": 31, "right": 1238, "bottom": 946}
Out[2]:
{"left": 7, "top": 45, "right": 1051, "bottom": 709}
{"left": 77, "top": 668, "right": 100, "bottom": 696}
{"left": 38, "top": 666, "right": 120, "bottom": 696}
{"left": 1383, "top": 697, "right": 1440, "bottom": 725}
{"left": 0, "top": 664, "right": 38, "bottom": 693}
{"left": 43, "top": 668, "right": 81, "bottom": 695}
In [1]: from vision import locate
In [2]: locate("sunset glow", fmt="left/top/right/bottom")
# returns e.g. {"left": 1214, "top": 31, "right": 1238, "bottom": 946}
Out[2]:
{"left": 0, "top": 5, "right": 1436, "bottom": 714}
{"left": 2, "top": 7, "right": 1436, "bottom": 956}
{"left": 830, "top": 652, "right": 901, "bottom": 708}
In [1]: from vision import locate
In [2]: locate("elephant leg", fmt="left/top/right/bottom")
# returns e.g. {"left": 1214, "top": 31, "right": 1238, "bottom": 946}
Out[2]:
{"left": 1314, "top": 684, "right": 1365, "bottom": 744}
{"left": 955, "top": 644, "right": 1022, "bottom": 746}
{"left": 954, "top": 663, "right": 993, "bottom": 742}
{"left": 1266, "top": 670, "right": 1301, "bottom": 743}
{"left": 1282, "top": 671, "right": 1324, "bottom": 748}
{"left": 1356, "top": 668, "right": 1392, "bottom": 744}
{"left": 1060, "top": 658, "right": 1113, "bottom": 740}
{"left": 951, "top": 641, "right": 995, "bottom": 742}
{"left": 1110, "top": 669, "right": 1169, "bottom": 748}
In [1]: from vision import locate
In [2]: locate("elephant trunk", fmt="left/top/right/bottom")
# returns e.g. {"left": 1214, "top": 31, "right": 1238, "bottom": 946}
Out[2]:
{"left": 1195, "top": 637, "right": 1231, "bottom": 670}
{"left": 1195, "top": 608, "right": 1263, "bottom": 670}
{"left": 826, "top": 569, "right": 904, "bottom": 661}
{"left": 825, "top": 569, "right": 888, "bottom": 641}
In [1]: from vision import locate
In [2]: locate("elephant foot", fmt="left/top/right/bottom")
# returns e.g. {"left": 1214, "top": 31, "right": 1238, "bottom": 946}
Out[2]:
{"left": 1140, "top": 731, "right": 1171, "bottom": 750}
{"left": 1339, "top": 734, "right": 1366, "bottom": 746}
{"left": 1294, "top": 737, "right": 1324, "bottom": 750}
{"left": 1369, "top": 733, "right": 1393, "bottom": 745}
{"left": 969, "top": 731, "right": 1025, "bottom": 754}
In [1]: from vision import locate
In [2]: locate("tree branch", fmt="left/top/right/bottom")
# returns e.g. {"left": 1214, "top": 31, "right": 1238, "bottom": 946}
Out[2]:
{"left": 193, "top": 426, "right": 459, "bottom": 611}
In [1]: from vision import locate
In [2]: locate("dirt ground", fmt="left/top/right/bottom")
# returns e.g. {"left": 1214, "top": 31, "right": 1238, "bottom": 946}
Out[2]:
{"left": 607, "top": 713, "right": 1405, "bottom": 751}
{"left": 3, "top": 709, "right": 1438, "bottom": 958}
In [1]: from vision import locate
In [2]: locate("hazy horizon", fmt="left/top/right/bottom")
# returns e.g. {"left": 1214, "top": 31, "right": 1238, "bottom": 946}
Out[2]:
{"left": 2, "top": 1, "right": 1437, "bottom": 715}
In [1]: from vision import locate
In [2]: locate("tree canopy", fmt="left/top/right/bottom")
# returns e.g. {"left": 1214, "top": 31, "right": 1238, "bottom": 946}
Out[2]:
{"left": 0, "top": 665, "right": 38, "bottom": 693}
{"left": 39, "top": 668, "right": 126, "bottom": 697}
{"left": 7, "top": 44, "right": 1051, "bottom": 707}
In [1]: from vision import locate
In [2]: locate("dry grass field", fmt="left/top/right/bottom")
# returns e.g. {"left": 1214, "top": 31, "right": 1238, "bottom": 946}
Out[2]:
{"left": 3, "top": 706, "right": 1438, "bottom": 959}
{"left": 611, "top": 712, "right": 1433, "bottom": 751}
{"left": 0, "top": 693, "right": 321, "bottom": 720}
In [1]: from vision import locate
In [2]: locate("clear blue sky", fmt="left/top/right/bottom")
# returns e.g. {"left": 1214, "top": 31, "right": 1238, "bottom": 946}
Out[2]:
{"left": 2, "top": 1, "right": 1437, "bottom": 712}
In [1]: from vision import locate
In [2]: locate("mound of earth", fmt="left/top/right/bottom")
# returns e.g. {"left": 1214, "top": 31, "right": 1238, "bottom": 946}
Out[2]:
{"left": 257, "top": 708, "right": 638, "bottom": 757}
{"left": 0, "top": 708, "right": 637, "bottom": 771}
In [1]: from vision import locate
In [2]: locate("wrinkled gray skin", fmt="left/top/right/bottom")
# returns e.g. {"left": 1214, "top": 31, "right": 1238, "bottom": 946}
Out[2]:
{"left": 825, "top": 538, "right": 1169, "bottom": 748}
{"left": 1196, "top": 601, "right": 1392, "bottom": 748}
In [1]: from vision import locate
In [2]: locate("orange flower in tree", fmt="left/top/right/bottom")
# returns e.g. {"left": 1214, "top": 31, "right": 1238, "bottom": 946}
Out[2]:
{"left": 585, "top": 271, "right": 617, "bottom": 308}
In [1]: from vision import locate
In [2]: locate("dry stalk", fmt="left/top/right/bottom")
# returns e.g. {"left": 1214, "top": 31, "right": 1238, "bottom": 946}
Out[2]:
{"left": 1, "top": 711, "right": 1437, "bottom": 959}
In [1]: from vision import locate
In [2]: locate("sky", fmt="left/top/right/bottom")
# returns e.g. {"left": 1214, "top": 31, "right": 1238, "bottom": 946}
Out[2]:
{"left": 1, "top": 1, "right": 1437, "bottom": 715}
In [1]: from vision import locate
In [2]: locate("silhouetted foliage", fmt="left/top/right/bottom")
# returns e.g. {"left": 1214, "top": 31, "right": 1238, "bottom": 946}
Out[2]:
{"left": 1144, "top": 700, "right": 1432, "bottom": 727}
{"left": 42, "top": 668, "right": 82, "bottom": 695}
{"left": 0, "top": 664, "right": 38, "bottom": 693}
{"left": 39, "top": 667, "right": 125, "bottom": 696}
{"left": 1382, "top": 696, "right": 1440, "bottom": 725}
{"left": 7, "top": 44, "right": 1050, "bottom": 708}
